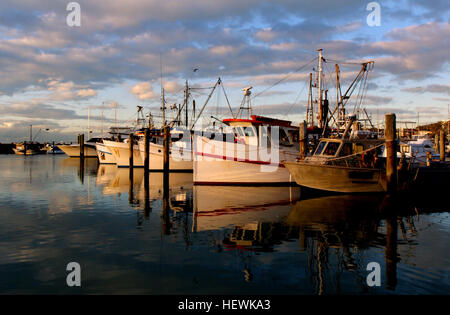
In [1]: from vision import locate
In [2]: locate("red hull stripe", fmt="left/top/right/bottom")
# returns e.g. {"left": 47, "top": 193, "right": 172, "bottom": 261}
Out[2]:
{"left": 194, "top": 151, "right": 285, "bottom": 168}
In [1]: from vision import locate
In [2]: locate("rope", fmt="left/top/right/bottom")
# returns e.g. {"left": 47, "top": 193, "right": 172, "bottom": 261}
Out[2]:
{"left": 321, "top": 143, "right": 385, "bottom": 162}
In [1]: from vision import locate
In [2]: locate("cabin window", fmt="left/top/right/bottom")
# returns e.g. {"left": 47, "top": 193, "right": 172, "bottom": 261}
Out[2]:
{"left": 314, "top": 141, "right": 327, "bottom": 155}
{"left": 339, "top": 143, "right": 352, "bottom": 157}
{"left": 279, "top": 128, "right": 291, "bottom": 145}
{"left": 171, "top": 134, "right": 183, "bottom": 142}
{"left": 243, "top": 126, "right": 255, "bottom": 137}
{"left": 323, "top": 142, "right": 340, "bottom": 156}
{"left": 236, "top": 127, "right": 245, "bottom": 137}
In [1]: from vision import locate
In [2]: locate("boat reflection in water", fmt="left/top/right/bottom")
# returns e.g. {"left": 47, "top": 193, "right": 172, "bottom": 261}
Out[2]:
{"left": 88, "top": 159, "right": 450, "bottom": 294}
{"left": 193, "top": 186, "right": 301, "bottom": 232}
{"left": 285, "top": 194, "right": 390, "bottom": 294}
{"left": 189, "top": 185, "right": 445, "bottom": 294}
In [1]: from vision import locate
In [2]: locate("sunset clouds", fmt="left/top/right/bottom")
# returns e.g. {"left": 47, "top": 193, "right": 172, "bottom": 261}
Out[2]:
{"left": 0, "top": 0, "right": 448, "bottom": 141}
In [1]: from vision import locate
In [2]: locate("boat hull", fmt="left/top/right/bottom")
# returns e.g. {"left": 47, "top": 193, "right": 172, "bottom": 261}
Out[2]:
{"left": 283, "top": 161, "right": 386, "bottom": 193}
{"left": 13, "top": 148, "right": 42, "bottom": 155}
{"left": 58, "top": 144, "right": 97, "bottom": 157}
{"left": 95, "top": 143, "right": 116, "bottom": 164}
{"left": 103, "top": 140, "right": 143, "bottom": 167}
{"left": 137, "top": 142, "right": 193, "bottom": 171}
{"left": 194, "top": 136, "right": 297, "bottom": 185}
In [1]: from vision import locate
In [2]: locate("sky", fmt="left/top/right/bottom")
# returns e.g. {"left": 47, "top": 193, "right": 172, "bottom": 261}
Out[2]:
{"left": 0, "top": 0, "right": 449, "bottom": 142}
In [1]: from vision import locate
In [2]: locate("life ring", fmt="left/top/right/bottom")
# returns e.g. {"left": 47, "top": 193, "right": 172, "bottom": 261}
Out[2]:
{"left": 361, "top": 150, "right": 374, "bottom": 168}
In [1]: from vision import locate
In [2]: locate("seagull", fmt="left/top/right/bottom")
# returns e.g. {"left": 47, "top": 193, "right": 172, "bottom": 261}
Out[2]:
{"left": 193, "top": 68, "right": 199, "bottom": 72}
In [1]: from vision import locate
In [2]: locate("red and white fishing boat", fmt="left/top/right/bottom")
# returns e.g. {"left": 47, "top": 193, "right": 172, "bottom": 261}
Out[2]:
{"left": 193, "top": 114, "right": 299, "bottom": 185}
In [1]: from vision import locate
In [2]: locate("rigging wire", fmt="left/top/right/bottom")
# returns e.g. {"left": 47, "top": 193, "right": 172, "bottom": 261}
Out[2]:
{"left": 284, "top": 77, "right": 309, "bottom": 116}
{"left": 251, "top": 57, "right": 316, "bottom": 100}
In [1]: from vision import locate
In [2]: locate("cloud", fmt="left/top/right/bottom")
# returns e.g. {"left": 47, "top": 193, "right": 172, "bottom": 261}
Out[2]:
{"left": 163, "top": 81, "right": 184, "bottom": 93}
{"left": 403, "top": 84, "right": 450, "bottom": 95}
{"left": 130, "top": 82, "right": 156, "bottom": 100}
{"left": 0, "top": 0, "right": 448, "bottom": 141}
{"left": 77, "top": 88, "right": 97, "bottom": 98}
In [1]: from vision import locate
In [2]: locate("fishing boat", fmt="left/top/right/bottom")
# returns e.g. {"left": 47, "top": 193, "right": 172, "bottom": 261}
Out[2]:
{"left": 137, "top": 127, "right": 193, "bottom": 171}
{"left": 95, "top": 142, "right": 116, "bottom": 164}
{"left": 192, "top": 79, "right": 302, "bottom": 185}
{"left": 58, "top": 139, "right": 99, "bottom": 157}
{"left": 194, "top": 113, "right": 299, "bottom": 185}
{"left": 283, "top": 115, "right": 387, "bottom": 193}
{"left": 103, "top": 138, "right": 144, "bottom": 167}
{"left": 13, "top": 142, "right": 43, "bottom": 155}
{"left": 399, "top": 135, "right": 440, "bottom": 164}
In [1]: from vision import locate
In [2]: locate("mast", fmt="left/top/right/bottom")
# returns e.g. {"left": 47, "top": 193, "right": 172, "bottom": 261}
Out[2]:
{"left": 185, "top": 80, "right": 189, "bottom": 128}
{"left": 317, "top": 49, "right": 323, "bottom": 129}
{"left": 335, "top": 64, "right": 341, "bottom": 129}
{"left": 161, "top": 88, "right": 166, "bottom": 127}
{"left": 101, "top": 102, "right": 104, "bottom": 138}
{"left": 30, "top": 124, "right": 32, "bottom": 142}
{"left": 114, "top": 102, "right": 117, "bottom": 129}
{"left": 87, "top": 106, "right": 90, "bottom": 138}
{"left": 307, "top": 73, "right": 313, "bottom": 128}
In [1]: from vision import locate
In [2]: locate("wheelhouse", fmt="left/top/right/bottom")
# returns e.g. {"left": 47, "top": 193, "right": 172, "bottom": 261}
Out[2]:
{"left": 222, "top": 115, "right": 299, "bottom": 147}
{"left": 313, "top": 139, "right": 382, "bottom": 158}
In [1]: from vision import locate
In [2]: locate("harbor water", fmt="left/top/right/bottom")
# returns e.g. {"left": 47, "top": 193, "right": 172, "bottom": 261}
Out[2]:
{"left": 0, "top": 154, "right": 449, "bottom": 294}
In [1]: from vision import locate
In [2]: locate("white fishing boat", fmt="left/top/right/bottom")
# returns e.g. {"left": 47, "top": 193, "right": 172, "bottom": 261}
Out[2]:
{"left": 137, "top": 127, "right": 193, "bottom": 171}
{"left": 399, "top": 135, "right": 439, "bottom": 164}
{"left": 193, "top": 114, "right": 299, "bottom": 185}
{"left": 103, "top": 138, "right": 144, "bottom": 167}
{"left": 95, "top": 142, "right": 116, "bottom": 164}
{"left": 58, "top": 140, "right": 98, "bottom": 157}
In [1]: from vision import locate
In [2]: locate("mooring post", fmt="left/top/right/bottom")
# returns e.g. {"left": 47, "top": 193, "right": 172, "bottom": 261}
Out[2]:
{"left": 385, "top": 114, "right": 397, "bottom": 193}
{"left": 162, "top": 125, "right": 171, "bottom": 234}
{"left": 129, "top": 133, "right": 134, "bottom": 180}
{"left": 163, "top": 125, "right": 170, "bottom": 179}
{"left": 299, "top": 121, "right": 307, "bottom": 159}
{"left": 385, "top": 216, "right": 398, "bottom": 290}
{"left": 24, "top": 141, "right": 27, "bottom": 156}
{"left": 440, "top": 129, "right": 445, "bottom": 162}
{"left": 144, "top": 128, "right": 150, "bottom": 171}
{"left": 435, "top": 133, "right": 439, "bottom": 153}
{"left": 79, "top": 134, "right": 85, "bottom": 159}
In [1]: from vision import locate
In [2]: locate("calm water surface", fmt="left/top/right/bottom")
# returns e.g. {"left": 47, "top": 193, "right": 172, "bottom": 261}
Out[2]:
{"left": 0, "top": 154, "right": 449, "bottom": 294}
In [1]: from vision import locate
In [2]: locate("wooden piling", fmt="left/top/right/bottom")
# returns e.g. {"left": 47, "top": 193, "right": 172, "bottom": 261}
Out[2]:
{"left": 163, "top": 125, "right": 170, "bottom": 175}
{"left": 435, "top": 133, "right": 439, "bottom": 153}
{"left": 299, "top": 121, "right": 307, "bottom": 159}
{"left": 79, "top": 134, "right": 85, "bottom": 159}
{"left": 129, "top": 133, "right": 134, "bottom": 180}
{"left": 162, "top": 125, "right": 170, "bottom": 234}
{"left": 385, "top": 216, "right": 398, "bottom": 290}
{"left": 385, "top": 114, "right": 397, "bottom": 193}
{"left": 440, "top": 129, "right": 445, "bottom": 162}
{"left": 144, "top": 128, "right": 150, "bottom": 171}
